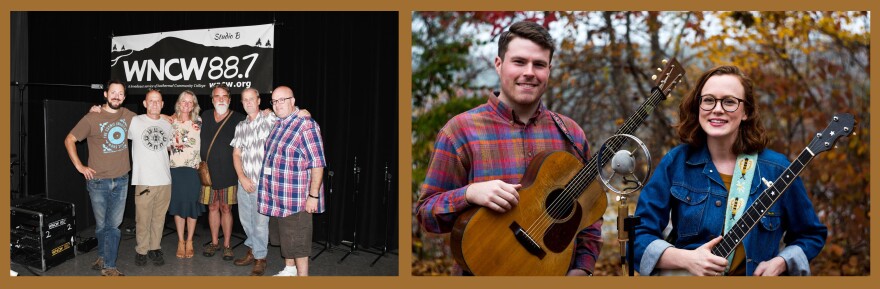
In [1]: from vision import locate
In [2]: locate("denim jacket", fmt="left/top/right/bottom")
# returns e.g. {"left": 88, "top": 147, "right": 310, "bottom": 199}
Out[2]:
{"left": 633, "top": 144, "right": 827, "bottom": 276}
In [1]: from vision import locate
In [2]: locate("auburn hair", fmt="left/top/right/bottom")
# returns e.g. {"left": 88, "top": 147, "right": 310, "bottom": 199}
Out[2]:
{"left": 676, "top": 65, "right": 767, "bottom": 155}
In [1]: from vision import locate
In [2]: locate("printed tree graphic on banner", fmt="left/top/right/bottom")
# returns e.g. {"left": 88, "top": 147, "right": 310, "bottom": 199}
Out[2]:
{"left": 265, "top": 40, "right": 271, "bottom": 47}
{"left": 256, "top": 39, "right": 262, "bottom": 46}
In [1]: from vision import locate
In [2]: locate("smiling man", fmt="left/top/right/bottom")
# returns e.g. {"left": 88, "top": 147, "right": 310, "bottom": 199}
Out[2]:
{"left": 258, "top": 86, "right": 326, "bottom": 276}
{"left": 128, "top": 89, "right": 174, "bottom": 268}
{"left": 65, "top": 79, "right": 137, "bottom": 276}
{"left": 416, "top": 21, "right": 603, "bottom": 276}
{"left": 199, "top": 84, "right": 246, "bottom": 261}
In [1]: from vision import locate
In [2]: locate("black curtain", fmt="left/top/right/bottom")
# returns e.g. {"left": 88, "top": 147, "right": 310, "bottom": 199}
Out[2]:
{"left": 10, "top": 12, "right": 28, "bottom": 200}
{"left": 15, "top": 11, "right": 398, "bottom": 250}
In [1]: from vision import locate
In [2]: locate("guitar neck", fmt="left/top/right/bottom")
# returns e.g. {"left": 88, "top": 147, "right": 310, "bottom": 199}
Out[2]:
{"left": 565, "top": 87, "right": 669, "bottom": 197}
{"left": 710, "top": 148, "right": 816, "bottom": 258}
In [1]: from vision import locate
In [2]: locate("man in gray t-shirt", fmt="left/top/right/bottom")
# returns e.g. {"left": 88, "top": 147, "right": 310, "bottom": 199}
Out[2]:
{"left": 128, "top": 89, "right": 173, "bottom": 267}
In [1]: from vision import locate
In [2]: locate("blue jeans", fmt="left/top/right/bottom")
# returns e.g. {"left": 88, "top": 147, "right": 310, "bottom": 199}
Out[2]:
{"left": 238, "top": 183, "right": 270, "bottom": 259}
{"left": 87, "top": 174, "right": 129, "bottom": 269}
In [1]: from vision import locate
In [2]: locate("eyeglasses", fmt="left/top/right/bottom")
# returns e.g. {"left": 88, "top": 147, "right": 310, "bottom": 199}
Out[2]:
{"left": 271, "top": 97, "right": 293, "bottom": 106}
{"left": 699, "top": 95, "right": 744, "bottom": 112}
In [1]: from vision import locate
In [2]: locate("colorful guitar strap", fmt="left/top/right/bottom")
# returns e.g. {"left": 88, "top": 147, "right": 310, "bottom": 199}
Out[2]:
{"left": 722, "top": 152, "right": 758, "bottom": 272}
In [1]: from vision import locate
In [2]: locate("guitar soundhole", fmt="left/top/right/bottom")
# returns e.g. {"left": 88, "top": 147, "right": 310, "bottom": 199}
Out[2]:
{"left": 544, "top": 189, "right": 574, "bottom": 220}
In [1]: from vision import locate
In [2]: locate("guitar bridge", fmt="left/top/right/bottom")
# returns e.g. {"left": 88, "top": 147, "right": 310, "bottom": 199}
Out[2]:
{"left": 509, "top": 221, "right": 546, "bottom": 259}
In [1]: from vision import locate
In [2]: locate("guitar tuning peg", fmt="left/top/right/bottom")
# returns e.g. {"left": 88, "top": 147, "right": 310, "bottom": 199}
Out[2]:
{"left": 662, "top": 59, "right": 668, "bottom": 64}
{"left": 652, "top": 75, "right": 657, "bottom": 80}
{"left": 656, "top": 68, "right": 662, "bottom": 72}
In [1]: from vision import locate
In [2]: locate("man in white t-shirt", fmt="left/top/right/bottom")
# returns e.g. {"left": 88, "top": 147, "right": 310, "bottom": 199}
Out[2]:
{"left": 128, "top": 89, "right": 173, "bottom": 267}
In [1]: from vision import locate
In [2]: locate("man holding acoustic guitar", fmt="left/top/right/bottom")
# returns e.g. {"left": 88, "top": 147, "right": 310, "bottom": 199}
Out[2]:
{"left": 416, "top": 21, "right": 602, "bottom": 276}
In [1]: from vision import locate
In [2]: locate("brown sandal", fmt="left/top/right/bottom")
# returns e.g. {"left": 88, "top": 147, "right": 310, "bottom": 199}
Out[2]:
{"left": 185, "top": 240, "right": 194, "bottom": 258}
{"left": 176, "top": 240, "right": 185, "bottom": 259}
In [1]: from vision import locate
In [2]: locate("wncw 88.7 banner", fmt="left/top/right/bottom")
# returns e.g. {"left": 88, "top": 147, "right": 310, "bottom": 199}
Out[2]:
{"left": 110, "top": 24, "right": 273, "bottom": 95}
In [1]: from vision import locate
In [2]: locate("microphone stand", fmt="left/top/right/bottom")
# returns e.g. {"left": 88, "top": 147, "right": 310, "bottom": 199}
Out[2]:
{"left": 598, "top": 134, "right": 651, "bottom": 276}
{"left": 617, "top": 195, "right": 640, "bottom": 276}
{"left": 338, "top": 157, "right": 361, "bottom": 263}
{"left": 370, "top": 163, "right": 392, "bottom": 266}
{"left": 311, "top": 170, "right": 335, "bottom": 260}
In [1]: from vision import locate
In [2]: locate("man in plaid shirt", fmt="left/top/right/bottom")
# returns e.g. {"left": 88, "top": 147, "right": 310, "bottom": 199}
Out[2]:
{"left": 258, "top": 86, "right": 326, "bottom": 276}
{"left": 416, "top": 21, "right": 602, "bottom": 276}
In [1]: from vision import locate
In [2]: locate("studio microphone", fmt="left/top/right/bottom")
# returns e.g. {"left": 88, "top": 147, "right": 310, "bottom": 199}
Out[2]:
{"left": 610, "top": 150, "right": 636, "bottom": 175}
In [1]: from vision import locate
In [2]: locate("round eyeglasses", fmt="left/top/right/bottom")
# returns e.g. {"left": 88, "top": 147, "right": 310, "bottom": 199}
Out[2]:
{"left": 699, "top": 95, "right": 744, "bottom": 112}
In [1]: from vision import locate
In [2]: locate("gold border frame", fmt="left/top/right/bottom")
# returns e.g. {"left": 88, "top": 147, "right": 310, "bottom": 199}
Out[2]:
{"left": 2, "top": 1, "right": 875, "bottom": 289}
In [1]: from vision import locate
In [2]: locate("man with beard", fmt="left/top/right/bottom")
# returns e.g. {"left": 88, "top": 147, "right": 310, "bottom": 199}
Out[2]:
{"left": 200, "top": 84, "right": 246, "bottom": 260}
{"left": 128, "top": 89, "right": 174, "bottom": 268}
{"left": 65, "top": 79, "right": 137, "bottom": 276}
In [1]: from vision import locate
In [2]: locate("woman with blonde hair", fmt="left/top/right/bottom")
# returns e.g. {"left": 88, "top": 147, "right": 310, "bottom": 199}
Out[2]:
{"left": 167, "top": 90, "right": 206, "bottom": 258}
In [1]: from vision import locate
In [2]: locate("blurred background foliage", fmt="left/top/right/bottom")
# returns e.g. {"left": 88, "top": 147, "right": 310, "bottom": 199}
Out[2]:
{"left": 411, "top": 11, "right": 870, "bottom": 276}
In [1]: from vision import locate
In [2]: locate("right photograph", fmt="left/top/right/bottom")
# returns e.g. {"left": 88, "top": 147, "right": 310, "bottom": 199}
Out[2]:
{"left": 411, "top": 11, "right": 870, "bottom": 276}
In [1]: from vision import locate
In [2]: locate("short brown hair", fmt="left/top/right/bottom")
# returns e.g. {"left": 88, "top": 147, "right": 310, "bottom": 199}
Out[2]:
{"left": 676, "top": 65, "right": 767, "bottom": 155}
{"left": 498, "top": 21, "right": 555, "bottom": 62}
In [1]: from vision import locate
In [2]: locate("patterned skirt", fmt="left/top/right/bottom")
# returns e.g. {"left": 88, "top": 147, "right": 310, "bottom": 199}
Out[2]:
{"left": 200, "top": 184, "right": 238, "bottom": 205}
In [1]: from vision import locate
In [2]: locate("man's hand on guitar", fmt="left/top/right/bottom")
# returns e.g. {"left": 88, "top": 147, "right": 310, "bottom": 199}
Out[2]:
{"left": 465, "top": 180, "right": 521, "bottom": 213}
{"left": 753, "top": 256, "right": 786, "bottom": 276}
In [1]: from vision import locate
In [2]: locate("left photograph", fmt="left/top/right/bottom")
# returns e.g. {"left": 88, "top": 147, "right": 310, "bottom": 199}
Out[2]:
{"left": 9, "top": 11, "right": 398, "bottom": 276}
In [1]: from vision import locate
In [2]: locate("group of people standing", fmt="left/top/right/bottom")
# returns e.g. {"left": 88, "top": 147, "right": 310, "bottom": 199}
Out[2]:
{"left": 65, "top": 82, "right": 326, "bottom": 277}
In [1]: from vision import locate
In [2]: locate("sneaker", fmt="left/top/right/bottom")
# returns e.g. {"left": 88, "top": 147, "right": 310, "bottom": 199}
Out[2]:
{"left": 135, "top": 253, "right": 148, "bottom": 266}
{"left": 203, "top": 243, "right": 219, "bottom": 257}
{"left": 148, "top": 250, "right": 165, "bottom": 266}
{"left": 222, "top": 246, "right": 234, "bottom": 261}
{"left": 91, "top": 257, "right": 104, "bottom": 270}
{"left": 101, "top": 268, "right": 125, "bottom": 276}
{"left": 273, "top": 266, "right": 297, "bottom": 277}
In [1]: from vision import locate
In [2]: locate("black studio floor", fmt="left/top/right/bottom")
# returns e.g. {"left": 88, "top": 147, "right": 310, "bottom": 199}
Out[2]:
{"left": 11, "top": 218, "right": 398, "bottom": 277}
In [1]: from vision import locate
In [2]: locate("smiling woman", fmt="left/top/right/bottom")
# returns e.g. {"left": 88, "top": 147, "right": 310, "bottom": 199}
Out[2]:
{"left": 633, "top": 65, "right": 828, "bottom": 276}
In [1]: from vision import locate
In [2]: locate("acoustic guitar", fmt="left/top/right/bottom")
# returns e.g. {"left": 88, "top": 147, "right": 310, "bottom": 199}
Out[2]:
{"left": 659, "top": 113, "right": 856, "bottom": 276}
{"left": 450, "top": 59, "right": 686, "bottom": 275}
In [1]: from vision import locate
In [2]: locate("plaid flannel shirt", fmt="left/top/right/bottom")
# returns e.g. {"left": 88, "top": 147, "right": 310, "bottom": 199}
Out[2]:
{"left": 258, "top": 112, "right": 326, "bottom": 217}
{"left": 416, "top": 94, "right": 602, "bottom": 274}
